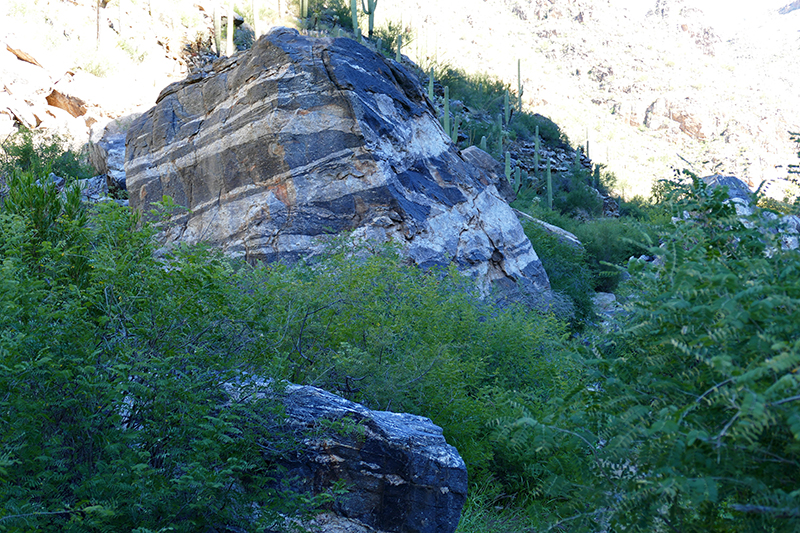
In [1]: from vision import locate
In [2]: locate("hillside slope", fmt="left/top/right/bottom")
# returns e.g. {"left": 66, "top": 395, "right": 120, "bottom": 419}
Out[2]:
{"left": 377, "top": 0, "right": 800, "bottom": 197}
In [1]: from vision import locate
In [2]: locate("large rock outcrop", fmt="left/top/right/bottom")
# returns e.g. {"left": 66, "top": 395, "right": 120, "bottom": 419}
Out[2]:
{"left": 125, "top": 27, "right": 549, "bottom": 296}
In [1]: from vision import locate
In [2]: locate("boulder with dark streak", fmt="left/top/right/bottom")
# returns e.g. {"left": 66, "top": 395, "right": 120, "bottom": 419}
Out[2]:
{"left": 278, "top": 384, "right": 468, "bottom": 533}
{"left": 125, "top": 27, "right": 549, "bottom": 295}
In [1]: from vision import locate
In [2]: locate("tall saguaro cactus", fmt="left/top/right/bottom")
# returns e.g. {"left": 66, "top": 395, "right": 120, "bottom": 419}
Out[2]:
{"left": 361, "top": 0, "right": 378, "bottom": 39}
{"left": 227, "top": 3, "right": 235, "bottom": 56}
{"left": 443, "top": 86, "right": 450, "bottom": 139}
{"left": 350, "top": 0, "right": 359, "bottom": 41}
{"left": 214, "top": 6, "right": 221, "bottom": 55}
{"left": 252, "top": 0, "right": 259, "bottom": 38}
{"left": 517, "top": 58, "right": 524, "bottom": 112}
{"left": 395, "top": 35, "right": 402, "bottom": 62}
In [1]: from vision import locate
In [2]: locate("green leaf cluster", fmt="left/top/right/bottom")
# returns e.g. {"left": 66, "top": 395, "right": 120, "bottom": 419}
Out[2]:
{"left": 0, "top": 173, "right": 312, "bottom": 532}
{"left": 497, "top": 175, "right": 800, "bottom": 531}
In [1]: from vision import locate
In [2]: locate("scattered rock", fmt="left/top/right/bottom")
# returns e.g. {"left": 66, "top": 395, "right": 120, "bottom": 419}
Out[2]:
{"left": 701, "top": 174, "right": 799, "bottom": 250}
{"left": 514, "top": 209, "right": 584, "bottom": 251}
{"left": 126, "top": 28, "right": 550, "bottom": 298}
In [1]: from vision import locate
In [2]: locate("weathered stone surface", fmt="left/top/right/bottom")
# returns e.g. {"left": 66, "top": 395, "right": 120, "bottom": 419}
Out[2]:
{"left": 89, "top": 120, "right": 129, "bottom": 190}
{"left": 280, "top": 384, "right": 467, "bottom": 533}
{"left": 125, "top": 27, "right": 550, "bottom": 296}
{"left": 702, "top": 174, "right": 799, "bottom": 251}
{"left": 45, "top": 88, "right": 87, "bottom": 118}
{"left": 514, "top": 208, "right": 584, "bottom": 251}
{"left": 460, "top": 145, "right": 516, "bottom": 203}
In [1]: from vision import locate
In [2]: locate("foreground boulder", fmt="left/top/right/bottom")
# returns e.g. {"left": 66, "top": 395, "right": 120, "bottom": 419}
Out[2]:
{"left": 227, "top": 381, "right": 468, "bottom": 533}
{"left": 125, "top": 27, "right": 549, "bottom": 296}
{"left": 284, "top": 384, "right": 467, "bottom": 533}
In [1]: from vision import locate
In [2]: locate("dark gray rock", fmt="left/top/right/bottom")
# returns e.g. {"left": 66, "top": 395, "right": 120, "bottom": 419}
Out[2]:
{"left": 226, "top": 381, "right": 468, "bottom": 533}
{"left": 282, "top": 384, "right": 467, "bottom": 533}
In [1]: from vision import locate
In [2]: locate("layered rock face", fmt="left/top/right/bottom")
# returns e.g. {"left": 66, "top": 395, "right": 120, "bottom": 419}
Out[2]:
{"left": 125, "top": 27, "right": 549, "bottom": 295}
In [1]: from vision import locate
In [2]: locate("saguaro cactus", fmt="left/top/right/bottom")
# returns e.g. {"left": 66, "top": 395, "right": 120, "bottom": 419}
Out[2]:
{"left": 214, "top": 6, "right": 221, "bottom": 55}
{"left": 480, "top": 136, "right": 487, "bottom": 152}
{"left": 361, "top": 0, "right": 378, "bottom": 39}
{"left": 443, "top": 86, "right": 450, "bottom": 138}
{"left": 301, "top": 0, "right": 308, "bottom": 18}
{"left": 227, "top": 3, "right": 235, "bottom": 56}
{"left": 350, "top": 0, "right": 359, "bottom": 40}
{"left": 534, "top": 126, "right": 541, "bottom": 177}
{"left": 546, "top": 159, "right": 553, "bottom": 210}
{"left": 504, "top": 90, "right": 510, "bottom": 125}
{"left": 517, "top": 58, "right": 524, "bottom": 112}
{"left": 428, "top": 67, "right": 434, "bottom": 100}
{"left": 505, "top": 152, "right": 511, "bottom": 183}
{"left": 395, "top": 34, "right": 402, "bottom": 62}
{"left": 252, "top": 0, "right": 260, "bottom": 38}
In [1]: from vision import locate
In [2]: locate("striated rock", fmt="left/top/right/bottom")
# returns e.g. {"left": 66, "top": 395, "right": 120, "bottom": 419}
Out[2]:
{"left": 280, "top": 384, "right": 467, "bottom": 533}
{"left": 125, "top": 27, "right": 550, "bottom": 296}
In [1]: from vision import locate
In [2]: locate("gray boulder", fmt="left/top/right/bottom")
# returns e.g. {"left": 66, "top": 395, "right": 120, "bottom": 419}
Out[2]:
{"left": 125, "top": 27, "right": 549, "bottom": 297}
{"left": 283, "top": 384, "right": 467, "bottom": 533}
{"left": 227, "top": 381, "right": 468, "bottom": 533}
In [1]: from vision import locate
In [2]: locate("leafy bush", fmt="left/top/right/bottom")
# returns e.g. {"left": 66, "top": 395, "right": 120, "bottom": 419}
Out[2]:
{"left": 509, "top": 112, "right": 568, "bottom": 146}
{"left": 0, "top": 178, "right": 309, "bottom": 531}
{"left": 573, "top": 218, "right": 649, "bottom": 292}
{"left": 0, "top": 127, "right": 96, "bottom": 181}
{"left": 373, "top": 20, "right": 414, "bottom": 55}
{"left": 496, "top": 176, "right": 800, "bottom": 532}
{"left": 520, "top": 219, "right": 595, "bottom": 329}
{"left": 236, "top": 242, "right": 576, "bottom": 477}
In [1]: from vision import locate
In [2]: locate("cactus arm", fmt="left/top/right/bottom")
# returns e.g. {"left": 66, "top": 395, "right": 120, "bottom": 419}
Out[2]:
{"left": 517, "top": 59, "right": 523, "bottom": 112}
{"left": 443, "top": 86, "right": 450, "bottom": 138}
{"left": 227, "top": 2, "right": 234, "bottom": 55}
{"left": 395, "top": 35, "right": 402, "bottom": 61}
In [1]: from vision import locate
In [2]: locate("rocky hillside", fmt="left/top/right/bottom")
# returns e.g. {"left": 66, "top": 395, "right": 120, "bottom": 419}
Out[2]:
{"left": 2, "top": 0, "right": 799, "bottom": 200}
{"left": 378, "top": 0, "right": 800, "bottom": 197}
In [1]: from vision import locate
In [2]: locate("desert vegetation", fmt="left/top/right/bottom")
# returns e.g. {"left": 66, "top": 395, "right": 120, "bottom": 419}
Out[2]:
{"left": 2, "top": 1, "right": 800, "bottom": 532}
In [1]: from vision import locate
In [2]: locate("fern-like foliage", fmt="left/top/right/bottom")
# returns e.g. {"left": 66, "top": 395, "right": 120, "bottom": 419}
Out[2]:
{"left": 494, "top": 174, "right": 800, "bottom": 531}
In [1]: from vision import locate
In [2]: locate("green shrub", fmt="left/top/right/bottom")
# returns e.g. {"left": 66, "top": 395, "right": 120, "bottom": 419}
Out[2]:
{"left": 236, "top": 243, "right": 576, "bottom": 478}
{"left": 520, "top": 220, "right": 595, "bottom": 329}
{"left": 0, "top": 180, "right": 311, "bottom": 531}
{"left": 373, "top": 20, "right": 413, "bottom": 55}
{"left": 573, "top": 218, "right": 649, "bottom": 292}
{"left": 1, "top": 127, "right": 96, "bottom": 181}
{"left": 496, "top": 176, "right": 800, "bottom": 531}
{"left": 510, "top": 112, "right": 568, "bottom": 146}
